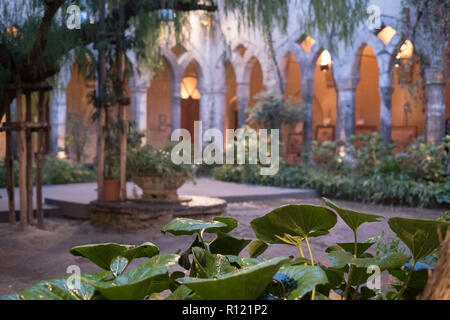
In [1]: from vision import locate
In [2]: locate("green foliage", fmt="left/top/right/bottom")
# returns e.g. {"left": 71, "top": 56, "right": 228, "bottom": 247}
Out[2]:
{"left": 246, "top": 92, "right": 303, "bottom": 130}
{"left": 127, "top": 143, "right": 194, "bottom": 179}
{"left": 4, "top": 202, "right": 447, "bottom": 300}
{"left": 42, "top": 156, "right": 96, "bottom": 185}
{"left": 65, "top": 113, "right": 91, "bottom": 163}
{"left": 0, "top": 157, "right": 96, "bottom": 187}
{"left": 213, "top": 134, "right": 450, "bottom": 208}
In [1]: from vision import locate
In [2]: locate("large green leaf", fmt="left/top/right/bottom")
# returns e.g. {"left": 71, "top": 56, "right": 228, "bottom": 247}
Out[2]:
{"left": 324, "top": 198, "right": 383, "bottom": 233}
{"left": 11, "top": 272, "right": 110, "bottom": 300}
{"left": 70, "top": 242, "right": 159, "bottom": 271}
{"left": 250, "top": 205, "right": 337, "bottom": 246}
{"left": 161, "top": 218, "right": 228, "bottom": 236}
{"left": 209, "top": 233, "right": 251, "bottom": 256}
{"left": 85, "top": 254, "right": 179, "bottom": 300}
{"left": 180, "top": 257, "right": 289, "bottom": 300}
{"left": 277, "top": 265, "right": 329, "bottom": 300}
{"left": 328, "top": 251, "right": 409, "bottom": 270}
{"left": 213, "top": 217, "right": 239, "bottom": 233}
{"left": 190, "top": 247, "right": 237, "bottom": 278}
{"left": 388, "top": 217, "right": 449, "bottom": 262}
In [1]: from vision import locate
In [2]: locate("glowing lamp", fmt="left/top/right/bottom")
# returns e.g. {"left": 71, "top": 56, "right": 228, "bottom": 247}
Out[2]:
{"left": 319, "top": 50, "right": 332, "bottom": 71}
{"left": 396, "top": 40, "right": 414, "bottom": 60}
{"left": 181, "top": 77, "right": 201, "bottom": 100}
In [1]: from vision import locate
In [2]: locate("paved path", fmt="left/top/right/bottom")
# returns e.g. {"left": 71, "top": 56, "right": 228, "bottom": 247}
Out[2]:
{"left": 0, "top": 178, "right": 316, "bottom": 212}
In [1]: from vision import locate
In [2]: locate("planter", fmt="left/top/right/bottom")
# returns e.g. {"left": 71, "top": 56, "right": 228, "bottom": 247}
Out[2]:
{"left": 132, "top": 173, "right": 187, "bottom": 201}
{"left": 103, "top": 180, "right": 121, "bottom": 202}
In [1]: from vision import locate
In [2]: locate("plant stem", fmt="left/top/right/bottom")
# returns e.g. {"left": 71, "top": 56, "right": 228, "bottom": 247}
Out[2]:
{"left": 396, "top": 260, "right": 416, "bottom": 300}
{"left": 304, "top": 237, "right": 316, "bottom": 300}
{"left": 198, "top": 229, "right": 210, "bottom": 252}
{"left": 343, "top": 232, "right": 358, "bottom": 300}
{"left": 297, "top": 241, "right": 305, "bottom": 259}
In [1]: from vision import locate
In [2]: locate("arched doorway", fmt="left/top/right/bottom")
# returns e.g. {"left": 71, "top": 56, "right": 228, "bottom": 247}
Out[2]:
{"left": 248, "top": 57, "right": 265, "bottom": 109}
{"left": 66, "top": 64, "right": 97, "bottom": 163}
{"left": 313, "top": 50, "right": 337, "bottom": 144}
{"left": 283, "top": 52, "right": 303, "bottom": 163}
{"left": 147, "top": 58, "right": 173, "bottom": 148}
{"left": 180, "top": 60, "right": 201, "bottom": 142}
{"left": 355, "top": 46, "right": 381, "bottom": 146}
{"left": 225, "top": 61, "right": 237, "bottom": 132}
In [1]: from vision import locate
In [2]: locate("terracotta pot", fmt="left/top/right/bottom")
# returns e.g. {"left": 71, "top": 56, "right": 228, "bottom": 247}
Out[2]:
{"left": 103, "top": 180, "right": 121, "bottom": 202}
{"left": 132, "top": 174, "right": 186, "bottom": 201}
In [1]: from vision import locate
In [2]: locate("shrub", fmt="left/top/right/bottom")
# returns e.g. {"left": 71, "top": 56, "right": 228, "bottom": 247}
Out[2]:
{"left": 42, "top": 156, "right": 96, "bottom": 185}
{"left": 127, "top": 143, "right": 194, "bottom": 180}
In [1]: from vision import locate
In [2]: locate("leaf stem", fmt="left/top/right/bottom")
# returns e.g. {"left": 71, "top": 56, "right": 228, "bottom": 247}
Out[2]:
{"left": 395, "top": 260, "right": 416, "bottom": 300}
{"left": 343, "top": 231, "right": 358, "bottom": 300}
{"left": 304, "top": 237, "right": 316, "bottom": 300}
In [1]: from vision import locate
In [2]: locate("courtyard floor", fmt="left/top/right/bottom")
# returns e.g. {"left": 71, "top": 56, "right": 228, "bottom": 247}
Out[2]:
{"left": 0, "top": 188, "right": 443, "bottom": 296}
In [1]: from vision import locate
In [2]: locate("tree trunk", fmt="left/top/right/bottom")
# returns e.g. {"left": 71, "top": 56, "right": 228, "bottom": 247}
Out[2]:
{"left": 420, "top": 228, "right": 450, "bottom": 300}
{"left": 25, "top": 92, "right": 34, "bottom": 225}
{"left": 16, "top": 86, "right": 28, "bottom": 230}
{"left": 97, "top": 0, "right": 106, "bottom": 202}
{"left": 5, "top": 101, "right": 15, "bottom": 225}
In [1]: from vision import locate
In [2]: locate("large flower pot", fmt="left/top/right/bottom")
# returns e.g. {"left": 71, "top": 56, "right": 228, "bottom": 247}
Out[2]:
{"left": 103, "top": 180, "right": 121, "bottom": 202}
{"left": 132, "top": 174, "right": 187, "bottom": 201}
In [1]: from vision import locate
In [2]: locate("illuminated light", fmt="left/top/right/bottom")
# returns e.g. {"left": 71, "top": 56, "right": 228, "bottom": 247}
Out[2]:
{"left": 57, "top": 151, "right": 67, "bottom": 160}
{"left": 181, "top": 77, "right": 201, "bottom": 100}
{"left": 200, "top": 17, "right": 212, "bottom": 27}
{"left": 301, "top": 36, "right": 316, "bottom": 53}
{"left": 319, "top": 50, "right": 332, "bottom": 71}
{"left": 396, "top": 40, "right": 414, "bottom": 60}
{"left": 323, "top": 117, "right": 331, "bottom": 127}
{"left": 377, "top": 26, "right": 397, "bottom": 45}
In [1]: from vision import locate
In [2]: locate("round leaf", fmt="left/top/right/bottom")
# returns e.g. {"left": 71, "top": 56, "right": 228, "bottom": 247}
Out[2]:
{"left": 251, "top": 204, "right": 337, "bottom": 245}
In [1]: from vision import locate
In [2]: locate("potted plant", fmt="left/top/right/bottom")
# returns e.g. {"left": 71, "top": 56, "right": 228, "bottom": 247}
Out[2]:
{"left": 127, "top": 143, "right": 194, "bottom": 201}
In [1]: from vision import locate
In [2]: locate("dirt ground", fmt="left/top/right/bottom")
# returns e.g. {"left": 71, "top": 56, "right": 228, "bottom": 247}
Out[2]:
{"left": 0, "top": 197, "right": 444, "bottom": 296}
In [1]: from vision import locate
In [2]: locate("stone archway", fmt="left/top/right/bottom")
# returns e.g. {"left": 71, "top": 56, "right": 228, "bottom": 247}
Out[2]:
{"left": 313, "top": 50, "right": 337, "bottom": 144}
{"left": 355, "top": 45, "right": 381, "bottom": 147}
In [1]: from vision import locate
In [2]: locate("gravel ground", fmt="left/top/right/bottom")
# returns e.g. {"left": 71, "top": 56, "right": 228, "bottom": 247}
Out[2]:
{"left": 0, "top": 197, "right": 443, "bottom": 296}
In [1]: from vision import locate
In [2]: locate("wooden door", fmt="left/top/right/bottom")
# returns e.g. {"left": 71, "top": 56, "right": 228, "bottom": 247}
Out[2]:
{"left": 181, "top": 98, "right": 200, "bottom": 142}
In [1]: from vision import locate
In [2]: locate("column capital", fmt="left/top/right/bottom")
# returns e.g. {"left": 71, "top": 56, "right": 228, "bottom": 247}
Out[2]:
{"left": 129, "top": 73, "right": 151, "bottom": 93}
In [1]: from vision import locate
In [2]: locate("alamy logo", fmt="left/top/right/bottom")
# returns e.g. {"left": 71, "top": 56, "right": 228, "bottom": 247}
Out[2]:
{"left": 171, "top": 121, "right": 280, "bottom": 176}
{"left": 66, "top": 5, "right": 81, "bottom": 30}
{"left": 366, "top": 5, "right": 381, "bottom": 31}
{"left": 66, "top": 265, "right": 81, "bottom": 290}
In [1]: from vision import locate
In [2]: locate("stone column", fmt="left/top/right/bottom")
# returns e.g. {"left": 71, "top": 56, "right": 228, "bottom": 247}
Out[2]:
{"left": 129, "top": 74, "right": 151, "bottom": 145}
{"left": 424, "top": 68, "right": 447, "bottom": 144}
{"left": 236, "top": 83, "right": 250, "bottom": 128}
{"left": 171, "top": 83, "right": 182, "bottom": 132}
{"left": 335, "top": 77, "right": 359, "bottom": 143}
{"left": 210, "top": 87, "right": 227, "bottom": 135}
{"left": 301, "top": 78, "right": 314, "bottom": 154}
{"left": 49, "top": 64, "right": 71, "bottom": 155}
{"left": 379, "top": 72, "right": 394, "bottom": 145}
